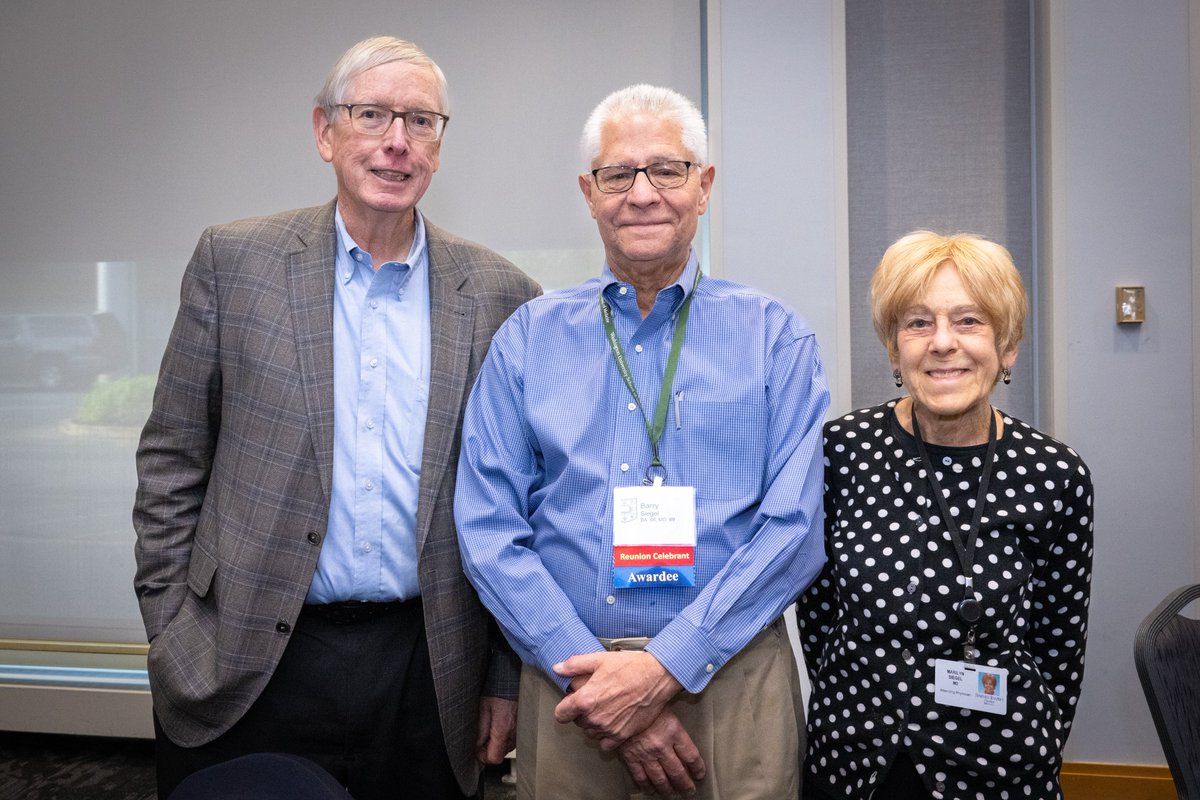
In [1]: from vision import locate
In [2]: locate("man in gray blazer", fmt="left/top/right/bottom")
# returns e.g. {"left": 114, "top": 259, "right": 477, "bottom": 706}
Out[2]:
{"left": 133, "top": 36, "right": 539, "bottom": 800}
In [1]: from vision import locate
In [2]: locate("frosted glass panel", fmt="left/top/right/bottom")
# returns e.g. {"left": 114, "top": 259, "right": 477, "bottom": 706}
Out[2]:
{"left": 0, "top": 1, "right": 702, "bottom": 644}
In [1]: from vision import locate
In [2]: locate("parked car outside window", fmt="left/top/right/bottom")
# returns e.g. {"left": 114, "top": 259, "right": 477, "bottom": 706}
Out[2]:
{"left": 0, "top": 312, "right": 128, "bottom": 389}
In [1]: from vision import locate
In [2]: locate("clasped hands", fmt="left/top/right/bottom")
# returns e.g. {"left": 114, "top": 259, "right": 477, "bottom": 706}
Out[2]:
{"left": 553, "top": 650, "right": 707, "bottom": 798}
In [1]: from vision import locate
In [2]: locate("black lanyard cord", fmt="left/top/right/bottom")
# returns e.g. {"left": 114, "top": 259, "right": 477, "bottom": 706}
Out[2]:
{"left": 911, "top": 406, "right": 1000, "bottom": 628}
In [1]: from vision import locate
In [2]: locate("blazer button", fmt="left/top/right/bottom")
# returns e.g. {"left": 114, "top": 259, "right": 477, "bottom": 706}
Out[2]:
{"left": 306, "top": 531, "right": 322, "bottom": 545}
{"left": 276, "top": 620, "right": 291, "bottom": 634}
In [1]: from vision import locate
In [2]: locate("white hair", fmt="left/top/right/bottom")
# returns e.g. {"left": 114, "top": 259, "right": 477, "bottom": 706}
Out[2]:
{"left": 314, "top": 36, "right": 449, "bottom": 121}
{"left": 580, "top": 84, "right": 707, "bottom": 169}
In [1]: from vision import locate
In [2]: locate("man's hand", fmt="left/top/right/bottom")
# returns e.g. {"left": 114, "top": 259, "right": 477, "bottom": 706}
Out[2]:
{"left": 619, "top": 708, "right": 706, "bottom": 799}
{"left": 552, "top": 650, "right": 682, "bottom": 750}
{"left": 475, "top": 696, "right": 518, "bottom": 764}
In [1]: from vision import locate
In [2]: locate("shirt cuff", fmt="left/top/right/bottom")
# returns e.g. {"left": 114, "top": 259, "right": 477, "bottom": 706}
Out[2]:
{"left": 536, "top": 615, "right": 606, "bottom": 693}
{"left": 644, "top": 616, "right": 723, "bottom": 694}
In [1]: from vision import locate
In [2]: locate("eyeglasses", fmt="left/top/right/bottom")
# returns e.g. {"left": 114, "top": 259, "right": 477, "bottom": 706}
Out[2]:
{"left": 337, "top": 104, "right": 449, "bottom": 142}
{"left": 590, "top": 160, "right": 694, "bottom": 193}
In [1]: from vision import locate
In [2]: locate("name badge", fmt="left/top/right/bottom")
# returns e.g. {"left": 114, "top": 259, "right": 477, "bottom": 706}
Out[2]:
{"left": 934, "top": 659, "right": 1008, "bottom": 715}
{"left": 612, "top": 483, "right": 697, "bottom": 588}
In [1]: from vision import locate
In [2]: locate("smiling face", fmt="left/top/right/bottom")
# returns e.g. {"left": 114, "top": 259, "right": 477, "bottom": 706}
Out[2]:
{"left": 578, "top": 112, "right": 714, "bottom": 282}
{"left": 313, "top": 60, "right": 442, "bottom": 229}
{"left": 894, "top": 262, "right": 1017, "bottom": 442}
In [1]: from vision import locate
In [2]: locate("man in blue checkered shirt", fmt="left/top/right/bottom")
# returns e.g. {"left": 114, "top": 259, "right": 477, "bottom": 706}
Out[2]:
{"left": 455, "top": 84, "right": 830, "bottom": 800}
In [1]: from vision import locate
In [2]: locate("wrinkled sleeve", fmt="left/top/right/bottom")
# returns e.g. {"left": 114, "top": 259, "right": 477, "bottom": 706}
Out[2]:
{"left": 455, "top": 310, "right": 604, "bottom": 690}
{"left": 644, "top": 313, "right": 830, "bottom": 693}
{"left": 796, "top": 423, "right": 841, "bottom": 683}
{"left": 132, "top": 228, "right": 222, "bottom": 641}
{"left": 1029, "top": 455, "right": 1094, "bottom": 734}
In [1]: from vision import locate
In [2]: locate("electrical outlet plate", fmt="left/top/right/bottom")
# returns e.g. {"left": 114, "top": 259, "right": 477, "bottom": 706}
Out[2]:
{"left": 1116, "top": 286, "right": 1145, "bottom": 324}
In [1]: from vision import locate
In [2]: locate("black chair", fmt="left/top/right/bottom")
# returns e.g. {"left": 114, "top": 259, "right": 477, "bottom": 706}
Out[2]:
{"left": 168, "top": 753, "right": 353, "bottom": 800}
{"left": 1134, "top": 583, "right": 1200, "bottom": 800}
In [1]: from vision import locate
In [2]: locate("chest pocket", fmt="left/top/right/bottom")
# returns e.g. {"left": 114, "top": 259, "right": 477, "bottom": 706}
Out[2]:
{"left": 670, "top": 399, "right": 767, "bottom": 501}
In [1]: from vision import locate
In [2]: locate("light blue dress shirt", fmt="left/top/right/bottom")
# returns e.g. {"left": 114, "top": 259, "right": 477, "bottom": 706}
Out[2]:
{"left": 454, "top": 253, "right": 830, "bottom": 693}
{"left": 306, "top": 208, "right": 431, "bottom": 603}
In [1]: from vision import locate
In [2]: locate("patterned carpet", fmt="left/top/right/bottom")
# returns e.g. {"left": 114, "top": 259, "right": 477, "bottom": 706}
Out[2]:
{"left": 0, "top": 732, "right": 515, "bottom": 799}
{"left": 0, "top": 731, "right": 156, "bottom": 800}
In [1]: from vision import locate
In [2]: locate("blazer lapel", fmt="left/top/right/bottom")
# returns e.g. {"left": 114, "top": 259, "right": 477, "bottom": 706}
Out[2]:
{"left": 287, "top": 201, "right": 338, "bottom": 501}
{"left": 416, "top": 222, "right": 476, "bottom": 554}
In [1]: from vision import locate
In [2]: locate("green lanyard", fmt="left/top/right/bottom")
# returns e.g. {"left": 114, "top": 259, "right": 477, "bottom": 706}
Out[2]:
{"left": 599, "top": 269, "right": 701, "bottom": 485}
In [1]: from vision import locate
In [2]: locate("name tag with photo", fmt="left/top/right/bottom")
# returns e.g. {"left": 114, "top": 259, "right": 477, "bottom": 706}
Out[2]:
{"left": 934, "top": 659, "right": 1008, "bottom": 715}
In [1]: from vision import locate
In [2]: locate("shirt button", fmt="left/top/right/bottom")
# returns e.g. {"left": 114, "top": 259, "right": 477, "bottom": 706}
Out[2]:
{"left": 935, "top": 781, "right": 946, "bottom": 793}
{"left": 902, "top": 649, "right": 914, "bottom": 664}
{"left": 275, "top": 620, "right": 291, "bottom": 634}
{"left": 354, "top": 253, "right": 363, "bottom": 262}
{"left": 606, "top": 595, "right": 616, "bottom": 605}
{"left": 634, "top": 344, "right": 643, "bottom": 353}
{"left": 370, "top": 300, "right": 378, "bottom": 309}
{"left": 364, "top": 480, "right": 374, "bottom": 491}
{"left": 362, "top": 542, "right": 372, "bottom": 553}
{"left": 619, "top": 286, "right": 628, "bottom": 295}
{"left": 627, "top": 402, "right": 637, "bottom": 411}
{"left": 942, "top": 456, "right": 953, "bottom": 466}
{"left": 906, "top": 579, "right": 918, "bottom": 594}
{"left": 365, "top": 419, "right": 375, "bottom": 429}
{"left": 369, "top": 358, "right": 379, "bottom": 368}
{"left": 620, "top": 463, "right": 629, "bottom": 472}
{"left": 705, "top": 663, "right": 714, "bottom": 673}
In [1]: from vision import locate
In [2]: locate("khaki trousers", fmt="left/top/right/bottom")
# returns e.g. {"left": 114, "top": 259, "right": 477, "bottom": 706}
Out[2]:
{"left": 515, "top": 620, "right": 805, "bottom": 800}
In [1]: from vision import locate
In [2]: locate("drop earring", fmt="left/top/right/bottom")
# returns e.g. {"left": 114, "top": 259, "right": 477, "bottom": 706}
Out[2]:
{"left": 1001, "top": 368, "right": 1011, "bottom": 385}
{"left": 893, "top": 369, "right": 903, "bottom": 387}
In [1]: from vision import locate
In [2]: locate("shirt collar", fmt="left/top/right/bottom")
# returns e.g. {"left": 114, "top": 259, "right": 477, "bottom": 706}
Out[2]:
{"left": 600, "top": 249, "right": 702, "bottom": 307}
{"left": 333, "top": 206, "right": 428, "bottom": 285}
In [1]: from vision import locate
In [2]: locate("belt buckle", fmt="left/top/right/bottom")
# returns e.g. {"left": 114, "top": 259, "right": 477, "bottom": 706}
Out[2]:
{"left": 601, "top": 636, "right": 651, "bottom": 652}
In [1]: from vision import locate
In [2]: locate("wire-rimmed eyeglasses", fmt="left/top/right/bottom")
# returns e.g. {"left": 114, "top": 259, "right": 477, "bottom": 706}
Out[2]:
{"left": 337, "top": 104, "right": 449, "bottom": 142}
{"left": 590, "top": 160, "right": 694, "bottom": 193}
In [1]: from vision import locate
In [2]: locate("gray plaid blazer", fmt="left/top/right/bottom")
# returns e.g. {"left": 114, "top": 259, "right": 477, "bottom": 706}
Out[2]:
{"left": 133, "top": 201, "right": 540, "bottom": 793}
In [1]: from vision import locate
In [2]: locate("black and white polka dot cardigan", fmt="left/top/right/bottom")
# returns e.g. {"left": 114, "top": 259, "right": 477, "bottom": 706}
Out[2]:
{"left": 798, "top": 400, "right": 1093, "bottom": 800}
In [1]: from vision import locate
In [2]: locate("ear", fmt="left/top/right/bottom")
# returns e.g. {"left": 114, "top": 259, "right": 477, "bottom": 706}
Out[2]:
{"left": 1000, "top": 345, "right": 1018, "bottom": 371}
{"left": 695, "top": 164, "right": 716, "bottom": 215}
{"left": 313, "top": 106, "right": 335, "bottom": 164}
{"left": 579, "top": 172, "right": 599, "bottom": 219}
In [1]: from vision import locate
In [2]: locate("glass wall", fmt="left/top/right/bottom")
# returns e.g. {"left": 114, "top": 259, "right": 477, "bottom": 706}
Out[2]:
{"left": 0, "top": 2, "right": 702, "bottom": 654}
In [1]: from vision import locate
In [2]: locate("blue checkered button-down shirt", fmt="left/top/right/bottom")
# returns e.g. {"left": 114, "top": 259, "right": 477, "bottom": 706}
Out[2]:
{"left": 455, "top": 253, "right": 829, "bottom": 693}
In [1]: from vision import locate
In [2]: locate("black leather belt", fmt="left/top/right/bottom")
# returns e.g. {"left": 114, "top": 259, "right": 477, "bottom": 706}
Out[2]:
{"left": 301, "top": 599, "right": 416, "bottom": 625}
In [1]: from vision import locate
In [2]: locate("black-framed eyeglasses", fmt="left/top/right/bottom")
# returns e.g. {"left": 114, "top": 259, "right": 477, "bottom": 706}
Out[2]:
{"left": 337, "top": 104, "right": 449, "bottom": 142}
{"left": 590, "top": 160, "right": 694, "bottom": 193}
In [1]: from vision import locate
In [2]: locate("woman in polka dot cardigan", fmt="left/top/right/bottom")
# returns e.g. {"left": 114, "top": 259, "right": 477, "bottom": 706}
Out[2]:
{"left": 798, "top": 231, "right": 1093, "bottom": 800}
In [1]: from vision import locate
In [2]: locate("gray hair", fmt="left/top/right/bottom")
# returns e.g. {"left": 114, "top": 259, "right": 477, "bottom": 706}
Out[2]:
{"left": 580, "top": 84, "right": 707, "bottom": 169}
{"left": 314, "top": 36, "right": 449, "bottom": 122}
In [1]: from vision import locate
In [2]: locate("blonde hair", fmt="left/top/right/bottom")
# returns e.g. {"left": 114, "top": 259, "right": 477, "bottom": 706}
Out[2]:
{"left": 870, "top": 230, "right": 1027, "bottom": 363}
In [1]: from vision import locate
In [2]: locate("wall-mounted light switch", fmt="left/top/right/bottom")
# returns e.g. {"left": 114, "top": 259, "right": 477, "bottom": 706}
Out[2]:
{"left": 1116, "top": 286, "right": 1145, "bottom": 324}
